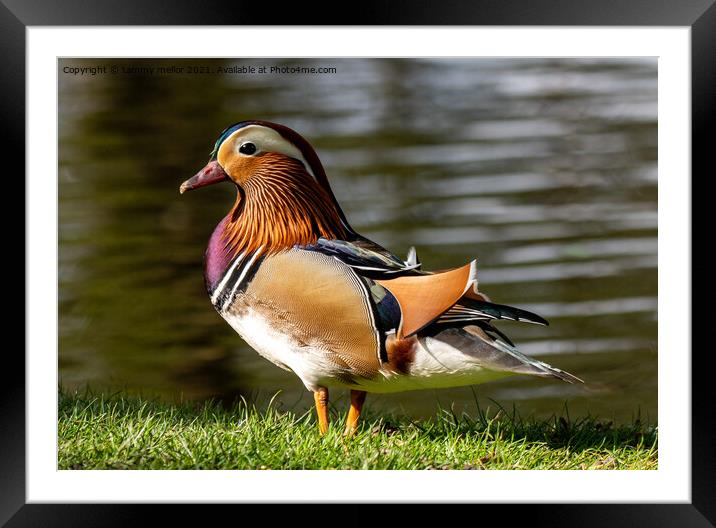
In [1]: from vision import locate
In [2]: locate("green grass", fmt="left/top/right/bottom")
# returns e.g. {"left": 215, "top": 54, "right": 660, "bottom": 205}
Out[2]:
{"left": 58, "top": 389, "right": 657, "bottom": 470}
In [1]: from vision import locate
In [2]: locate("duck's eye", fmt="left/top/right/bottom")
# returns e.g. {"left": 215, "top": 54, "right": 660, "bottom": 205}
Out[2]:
{"left": 239, "top": 142, "right": 257, "bottom": 155}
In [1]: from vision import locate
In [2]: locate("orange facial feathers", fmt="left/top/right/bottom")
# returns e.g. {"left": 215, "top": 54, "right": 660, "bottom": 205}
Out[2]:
{"left": 220, "top": 153, "right": 348, "bottom": 258}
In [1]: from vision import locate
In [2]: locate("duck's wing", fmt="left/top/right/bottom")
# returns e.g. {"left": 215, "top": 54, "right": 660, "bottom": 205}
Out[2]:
{"left": 430, "top": 324, "right": 583, "bottom": 384}
{"left": 372, "top": 260, "right": 548, "bottom": 339}
{"left": 300, "top": 236, "right": 421, "bottom": 279}
{"left": 302, "top": 237, "right": 547, "bottom": 341}
{"left": 375, "top": 261, "right": 478, "bottom": 338}
{"left": 435, "top": 298, "right": 549, "bottom": 328}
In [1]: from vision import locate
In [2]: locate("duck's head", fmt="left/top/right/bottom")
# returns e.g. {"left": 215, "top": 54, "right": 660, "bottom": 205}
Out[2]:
{"left": 180, "top": 120, "right": 352, "bottom": 257}
{"left": 181, "top": 121, "right": 323, "bottom": 191}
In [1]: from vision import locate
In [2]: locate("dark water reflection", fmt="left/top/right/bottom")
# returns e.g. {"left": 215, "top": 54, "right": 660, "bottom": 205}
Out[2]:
{"left": 59, "top": 58, "right": 657, "bottom": 423}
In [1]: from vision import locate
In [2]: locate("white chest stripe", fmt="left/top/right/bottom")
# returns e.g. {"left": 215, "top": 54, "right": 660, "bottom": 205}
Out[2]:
{"left": 210, "top": 251, "right": 247, "bottom": 305}
{"left": 222, "top": 246, "right": 264, "bottom": 312}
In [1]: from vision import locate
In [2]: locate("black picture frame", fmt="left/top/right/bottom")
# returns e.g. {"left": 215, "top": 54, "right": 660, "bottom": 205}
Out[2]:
{"left": 6, "top": 1, "right": 712, "bottom": 525}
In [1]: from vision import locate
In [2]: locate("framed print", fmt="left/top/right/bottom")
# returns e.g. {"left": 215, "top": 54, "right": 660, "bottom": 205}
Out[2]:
{"left": 6, "top": 0, "right": 713, "bottom": 525}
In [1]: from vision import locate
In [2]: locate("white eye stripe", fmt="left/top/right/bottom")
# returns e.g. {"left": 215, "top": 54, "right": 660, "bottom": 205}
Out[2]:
{"left": 220, "top": 125, "right": 316, "bottom": 179}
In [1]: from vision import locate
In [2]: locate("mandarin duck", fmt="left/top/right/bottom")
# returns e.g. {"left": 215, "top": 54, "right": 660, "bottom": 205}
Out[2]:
{"left": 180, "top": 120, "right": 582, "bottom": 435}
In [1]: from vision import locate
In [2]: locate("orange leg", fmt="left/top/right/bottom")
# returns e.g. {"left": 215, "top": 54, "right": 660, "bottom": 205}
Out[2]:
{"left": 313, "top": 387, "right": 330, "bottom": 435}
{"left": 344, "top": 390, "right": 367, "bottom": 436}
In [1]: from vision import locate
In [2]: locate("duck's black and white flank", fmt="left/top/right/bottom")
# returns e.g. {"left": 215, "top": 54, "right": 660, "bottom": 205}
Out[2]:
{"left": 180, "top": 120, "right": 582, "bottom": 434}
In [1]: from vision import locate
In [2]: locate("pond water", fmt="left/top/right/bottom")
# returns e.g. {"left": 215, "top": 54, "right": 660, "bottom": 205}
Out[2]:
{"left": 59, "top": 58, "right": 657, "bottom": 424}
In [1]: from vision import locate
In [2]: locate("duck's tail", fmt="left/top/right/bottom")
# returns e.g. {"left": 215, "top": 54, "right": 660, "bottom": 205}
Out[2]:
{"left": 427, "top": 323, "right": 584, "bottom": 384}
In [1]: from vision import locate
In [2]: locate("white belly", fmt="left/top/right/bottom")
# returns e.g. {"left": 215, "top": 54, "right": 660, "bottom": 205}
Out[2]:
{"left": 222, "top": 307, "right": 512, "bottom": 394}
{"left": 221, "top": 308, "right": 342, "bottom": 392}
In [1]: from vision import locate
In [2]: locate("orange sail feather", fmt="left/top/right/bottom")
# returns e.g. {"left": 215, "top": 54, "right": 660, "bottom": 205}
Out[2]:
{"left": 377, "top": 261, "right": 480, "bottom": 338}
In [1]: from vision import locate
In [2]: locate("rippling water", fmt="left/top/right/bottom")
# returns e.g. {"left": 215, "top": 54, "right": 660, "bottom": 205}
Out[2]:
{"left": 59, "top": 58, "right": 657, "bottom": 423}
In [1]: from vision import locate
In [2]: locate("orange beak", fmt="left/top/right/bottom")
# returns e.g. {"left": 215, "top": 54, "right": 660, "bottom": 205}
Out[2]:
{"left": 179, "top": 160, "right": 229, "bottom": 194}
